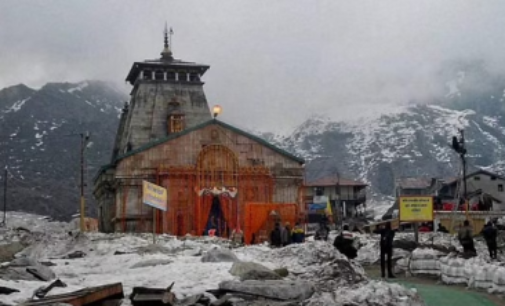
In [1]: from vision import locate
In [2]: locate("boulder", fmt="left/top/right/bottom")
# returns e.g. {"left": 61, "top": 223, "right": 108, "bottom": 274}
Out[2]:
{"left": 273, "top": 268, "right": 289, "bottom": 278}
{"left": 229, "top": 262, "right": 282, "bottom": 281}
{"left": 0, "top": 257, "right": 55, "bottom": 281}
{"left": 0, "top": 242, "right": 24, "bottom": 262}
{"left": 63, "top": 251, "right": 86, "bottom": 259}
{"left": 218, "top": 280, "right": 314, "bottom": 301}
{"left": 130, "top": 259, "right": 173, "bottom": 269}
{"left": 0, "top": 286, "right": 19, "bottom": 295}
{"left": 202, "top": 248, "right": 240, "bottom": 263}
{"left": 240, "top": 269, "right": 282, "bottom": 281}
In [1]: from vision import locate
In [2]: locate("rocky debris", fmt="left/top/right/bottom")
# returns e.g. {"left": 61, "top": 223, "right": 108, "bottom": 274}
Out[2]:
{"left": 202, "top": 248, "right": 240, "bottom": 263}
{"left": 0, "top": 286, "right": 19, "bottom": 295}
{"left": 113, "top": 250, "right": 131, "bottom": 255}
{"left": 304, "top": 280, "right": 426, "bottom": 306}
{"left": 216, "top": 280, "right": 315, "bottom": 301}
{"left": 62, "top": 250, "right": 86, "bottom": 259}
{"left": 392, "top": 239, "right": 418, "bottom": 251}
{"left": 0, "top": 242, "right": 25, "bottom": 262}
{"left": 130, "top": 258, "right": 173, "bottom": 269}
{"left": 135, "top": 244, "right": 175, "bottom": 255}
{"left": 0, "top": 257, "right": 56, "bottom": 281}
{"left": 229, "top": 262, "right": 281, "bottom": 281}
{"left": 130, "top": 282, "right": 212, "bottom": 306}
{"left": 273, "top": 268, "right": 289, "bottom": 278}
{"left": 40, "top": 261, "right": 57, "bottom": 267}
{"left": 270, "top": 242, "right": 366, "bottom": 290}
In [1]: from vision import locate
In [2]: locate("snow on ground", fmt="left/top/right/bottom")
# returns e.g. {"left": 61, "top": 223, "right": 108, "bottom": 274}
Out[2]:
{"left": 0, "top": 212, "right": 424, "bottom": 306}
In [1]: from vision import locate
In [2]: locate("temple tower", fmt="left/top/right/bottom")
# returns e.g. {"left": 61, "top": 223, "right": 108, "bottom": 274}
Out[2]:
{"left": 111, "top": 26, "right": 212, "bottom": 161}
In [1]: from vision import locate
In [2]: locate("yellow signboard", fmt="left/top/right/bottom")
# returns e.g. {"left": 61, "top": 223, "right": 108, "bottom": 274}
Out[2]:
{"left": 142, "top": 180, "right": 167, "bottom": 211}
{"left": 399, "top": 196, "right": 433, "bottom": 222}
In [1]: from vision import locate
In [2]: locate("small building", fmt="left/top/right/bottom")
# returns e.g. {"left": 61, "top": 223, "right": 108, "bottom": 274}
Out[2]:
{"left": 438, "top": 169, "right": 505, "bottom": 211}
{"left": 304, "top": 176, "right": 367, "bottom": 220}
{"left": 93, "top": 31, "right": 305, "bottom": 242}
{"left": 395, "top": 177, "right": 443, "bottom": 197}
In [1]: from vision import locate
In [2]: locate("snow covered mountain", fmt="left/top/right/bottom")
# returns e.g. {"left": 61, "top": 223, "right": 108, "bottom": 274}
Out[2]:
{"left": 2, "top": 62, "right": 505, "bottom": 220}
{"left": 265, "top": 63, "right": 505, "bottom": 215}
{"left": 0, "top": 81, "right": 126, "bottom": 220}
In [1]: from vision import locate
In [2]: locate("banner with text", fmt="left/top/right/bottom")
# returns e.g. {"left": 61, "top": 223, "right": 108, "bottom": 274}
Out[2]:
{"left": 399, "top": 196, "right": 433, "bottom": 222}
{"left": 142, "top": 180, "right": 167, "bottom": 211}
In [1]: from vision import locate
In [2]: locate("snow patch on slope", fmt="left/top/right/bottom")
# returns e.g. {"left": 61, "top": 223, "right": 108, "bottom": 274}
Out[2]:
{"left": 3, "top": 97, "right": 31, "bottom": 113}
{"left": 68, "top": 81, "right": 89, "bottom": 93}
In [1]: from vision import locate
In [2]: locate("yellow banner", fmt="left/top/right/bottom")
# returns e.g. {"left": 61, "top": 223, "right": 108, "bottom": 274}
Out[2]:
{"left": 399, "top": 196, "right": 433, "bottom": 222}
{"left": 142, "top": 180, "right": 167, "bottom": 211}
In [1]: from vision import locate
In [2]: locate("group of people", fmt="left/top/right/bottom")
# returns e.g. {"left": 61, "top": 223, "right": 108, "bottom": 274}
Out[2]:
{"left": 458, "top": 220, "right": 499, "bottom": 259}
{"left": 270, "top": 221, "right": 306, "bottom": 247}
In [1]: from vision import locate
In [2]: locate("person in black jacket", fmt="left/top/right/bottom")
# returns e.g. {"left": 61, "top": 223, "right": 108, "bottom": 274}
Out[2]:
{"left": 315, "top": 222, "right": 330, "bottom": 241}
{"left": 270, "top": 222, "right": 283, "bottom": 248}
{"left": 482, "top": 221, "right": 498, "bottom": 259}
{"left": 374, "top": 222, "right": 395, "bottom": 278}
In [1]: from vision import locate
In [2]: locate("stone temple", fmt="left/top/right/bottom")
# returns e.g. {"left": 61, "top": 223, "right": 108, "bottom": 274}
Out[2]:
{"left": 94, "top": 29, "right": 305, "bottom": 243}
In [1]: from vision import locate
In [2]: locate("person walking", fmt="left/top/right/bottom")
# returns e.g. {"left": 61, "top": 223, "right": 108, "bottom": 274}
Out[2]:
{"left": 374, "top": 222, "right": 395, "bottom": 278}
{"left": 283, "top": 222, "right": 292, "bottom": 246}
{"left": 315, "top": 221, "right": 330, "bottom": 241}
{"left": 291, "top": 222, "right": 305, "bottom": 244}
{"left": 482, "top": 221, "right": 498, "bottom": 259}
{"left": 333, "top": 224, "right": 358, "bottom": 259}
{"left": 270, "top": 222, "right": 283, "bottom": 248}
{"left": 458, "top": 220, "right": 477, "bottom": 256}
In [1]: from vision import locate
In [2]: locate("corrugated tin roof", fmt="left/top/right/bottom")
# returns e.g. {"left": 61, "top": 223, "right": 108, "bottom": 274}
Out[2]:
{"left": 305, "top": 177, "right": 367, "bottom": 187}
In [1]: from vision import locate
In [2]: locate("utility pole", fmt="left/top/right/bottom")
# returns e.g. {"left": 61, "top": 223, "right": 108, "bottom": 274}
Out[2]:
{"left": 451, "top": 128, "right": 468, "bottom": 217}
{"left": 2, "top": 166, "right": 6, "bottom": 226}
{"left": 80, "top": 132, "right": 90, "bottom": 232}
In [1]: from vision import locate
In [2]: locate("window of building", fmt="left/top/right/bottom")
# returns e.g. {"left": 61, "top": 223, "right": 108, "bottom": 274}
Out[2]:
{"left": 179, "top": 71, "right": 187, "bottom": 82}
{"left": 314, "top": 187, "right": 324, "bottom": 196}
{"left": 499, "top": 184, "right": 504, "bottom": 192}
{"left": 168, "top": 115, "right": 185, "bottom": 133}
{"left": 155, "top": 70, "right": 164, "bottom": 80}
{"left": 167, "top": 71, "right": 176, "bottom": 81}
{"left": 474, "top": 176, "right": 480, "bottom": 181}
{"left": 491, "top": 176, "right": 497, "bottom": 181}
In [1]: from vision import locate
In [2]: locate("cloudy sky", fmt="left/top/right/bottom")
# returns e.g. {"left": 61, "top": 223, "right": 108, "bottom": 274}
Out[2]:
{"left": 1, "top": 1, "right": 505, "bottom": 132}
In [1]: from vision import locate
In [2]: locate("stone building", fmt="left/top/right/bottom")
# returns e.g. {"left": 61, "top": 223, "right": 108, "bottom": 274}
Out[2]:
{"left": 94, "top": 31, "right": 305, "bottom": 242}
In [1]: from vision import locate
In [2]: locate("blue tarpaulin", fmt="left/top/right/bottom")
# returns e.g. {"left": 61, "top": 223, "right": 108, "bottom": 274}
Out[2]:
{"left": 308, "top": 203, "right": 327, "bottom": 211}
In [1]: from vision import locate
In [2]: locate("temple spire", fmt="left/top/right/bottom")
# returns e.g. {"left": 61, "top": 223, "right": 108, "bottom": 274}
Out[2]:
{"left": 161, "top": 23, "right": 173, "bottom": 61}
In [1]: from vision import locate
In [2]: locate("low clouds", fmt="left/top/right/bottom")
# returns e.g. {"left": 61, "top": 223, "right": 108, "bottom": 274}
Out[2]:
{"left": 1, "top": 0, "right": 505, "bottom": 131}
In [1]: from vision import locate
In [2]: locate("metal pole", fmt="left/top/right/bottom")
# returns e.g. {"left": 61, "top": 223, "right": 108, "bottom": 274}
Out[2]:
{"left": 2, "top": 166, "right": 6, "bottom": 225}
{"left": 80, "top": 134, "right": 85, "bottom": 232}
{"left": 153, "top": 209, "right": 156, "bottom": 244}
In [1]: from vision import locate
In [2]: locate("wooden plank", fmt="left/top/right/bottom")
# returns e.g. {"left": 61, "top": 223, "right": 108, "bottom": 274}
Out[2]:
{"left": 21, "top": 283, "right": 124, "bottom": 306}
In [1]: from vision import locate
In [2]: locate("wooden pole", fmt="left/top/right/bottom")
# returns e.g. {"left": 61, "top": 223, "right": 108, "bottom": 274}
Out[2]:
{"left": 413, "top": 222, "right": 419, "bottom": 243}
{"left": 153, "top": 209, "right": 157, "bottom": 244}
